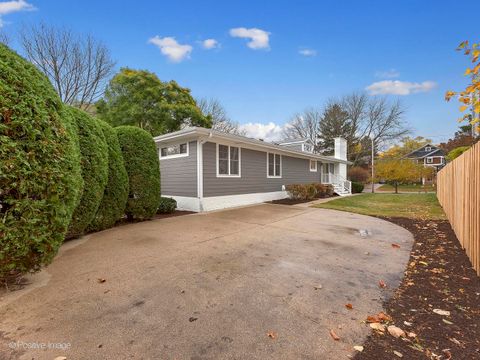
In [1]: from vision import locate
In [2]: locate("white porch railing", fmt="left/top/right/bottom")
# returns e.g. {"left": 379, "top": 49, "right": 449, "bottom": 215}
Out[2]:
{"left": 322, "top": 173, "right": 352, "bottom": 194}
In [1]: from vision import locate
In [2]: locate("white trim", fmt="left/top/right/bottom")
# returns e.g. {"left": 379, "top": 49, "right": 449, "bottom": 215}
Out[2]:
{"left": 162, "top": 195, "right": 201, "bottom": 212}
{"left": 197, "top": 140, "right": 204, "bottom": 202}
{"left": 216, "top": 143, "right": 241, "bottom": 178}
{"left": 266, "top": 152, "right": 282, "bottom": 178}
{"left": 201, "top": 191, "right": 288, "bottom": 212}
{"left": 154, "top": 127, "right": 351, "bottom": 165}
{"left": 425, "top": 146, "right": 432, "bottom": 152}
{"left": 426, "top": 156, "right": 433, "bottom": 164}
{"left": 159, "top": 142, "right": 189, "bottom": 159}
{"left": 309, "top": 159, "right": 317, "bottom": 172}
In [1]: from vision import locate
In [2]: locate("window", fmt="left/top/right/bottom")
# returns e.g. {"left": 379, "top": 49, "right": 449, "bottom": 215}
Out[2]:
{"left": 267, "top": 153, "right": 281, "bottom": 178}
{"left": 309, "top": 160, "right": 317, "bottom": 172}
{"left": 426, "top": 157, "right": 433, "bottom": 164}
{"left": 160, "top": 142, "right": 188, "bottom": 158}
{"left": 425, "top": 146, "right": 431, "bottom": 152}
{"left": 217, "top": 144, "right": 241, "bottom": 177}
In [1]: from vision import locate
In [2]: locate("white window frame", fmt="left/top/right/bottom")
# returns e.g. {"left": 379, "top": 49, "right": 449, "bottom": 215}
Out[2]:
{"left": 425, "top": 146, "right": 432, "bottom": 152}
{"left": 426, "top": 157, "right": 433, "bottom": 164}
{"left": 216, "top": 143, "right": 241, "bottom": 178}
{"left": 309, "top": 160, "right": 317, "bottom": 172}
{"left": 267, "top": 152, "right": 282, "bottom": 178}
{"left": 160, "top": 142, "right": 189, "bottom": 159}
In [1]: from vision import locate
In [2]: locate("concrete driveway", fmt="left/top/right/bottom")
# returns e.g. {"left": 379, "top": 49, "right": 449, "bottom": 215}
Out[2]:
{"left": 0, "top": 204, "right": 413, "bottom": 360}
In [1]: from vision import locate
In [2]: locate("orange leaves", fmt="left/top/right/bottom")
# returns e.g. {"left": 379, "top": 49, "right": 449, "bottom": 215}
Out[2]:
{"left": 379, "top": 280, "right": 387, "bottom": 288}
{"left": 345, "top": 303, "right": 353, "bottom": 310}
{"left": 366, "top": 311, "right": 392, "bottom": 323}
{"left": 266, "top": 331, "right": 277, "bottom": 339}
{"left": 329, "top": 329, "right": 340, "bottom": 341}
{"left": 392, "top": 243, "right": 401, "bottom": 249}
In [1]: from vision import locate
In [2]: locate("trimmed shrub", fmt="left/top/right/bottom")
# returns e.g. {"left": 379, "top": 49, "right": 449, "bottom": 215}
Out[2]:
{"left": 87, "top": 121, "right": 129, "bottom": 232}
{"left": 67, "top": 107, "right": 109, "bottom": 237}
{"left": 116, "top": 126, "right": 161, "bottom": 220}
{"left": 0, "top": 44, "right": 82, "bottom": 279}
{"left": 348, "top": 166, "right": 370, "bottom": 183}
{"left": 286, "top": 183, "right": 324, "bottom": 200}
{"left": 351, "top": 181, "right": 364, "bottom": 193}
{"left": 446, "top": 146, "right": 470, "bottom": 161}
{"left": 158, "top": 197, "right": 177, "bottom": 214}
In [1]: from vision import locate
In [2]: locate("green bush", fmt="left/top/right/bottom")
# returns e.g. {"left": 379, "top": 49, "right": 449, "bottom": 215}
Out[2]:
{"left": 158, "top": 197, "right": 177, "bottom": 214}
{"left": 87, "top": 121, "right": 129, "bottom": 232}
{"left": 0, "top": 44, "right": 82, "bottom": 279}
{"left": 446, "top": 146, "right": 470, "bottom": 161}
{"left": 67, "top": 107, "right": 109, "bottom": 237}
{"left": 351, "top": 181, "right": 364, "bottom": 193}
{"left": 116, "top": 126, "right": 161, "bottom": 220}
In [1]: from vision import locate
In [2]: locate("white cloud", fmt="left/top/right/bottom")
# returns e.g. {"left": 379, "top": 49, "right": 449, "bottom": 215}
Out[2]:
{"left": 375, "top": 69, "right": 400, "bottom": 79}
{"left": 239, "top": 122, "right": 284, "bottom": 142}
{"left": 365, "top": 80, "right": 437, "bottom": 95}
{"left": 0, "top": 0, "right": 35, "bottom": 27}
{"left": 201, "top": 38, "right": 219, "bottom": 49}
{"left": 148, "top": 36, "right": 192, "bottom": 62}
{"left": 299, "top": 48, "right": 317, "bottom": 57}
{"left": 229, "top": 27, "right": 270, "bottom": 50}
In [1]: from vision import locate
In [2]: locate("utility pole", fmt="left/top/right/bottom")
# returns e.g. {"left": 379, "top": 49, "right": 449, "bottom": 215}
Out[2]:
{"left": 371, "top": 137, "right": 375, "bottom": 193}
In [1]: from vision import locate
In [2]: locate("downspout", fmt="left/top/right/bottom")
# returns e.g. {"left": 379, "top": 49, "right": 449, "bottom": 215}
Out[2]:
{"left": 197, "top": 134, "right": 211, "bottom": 212}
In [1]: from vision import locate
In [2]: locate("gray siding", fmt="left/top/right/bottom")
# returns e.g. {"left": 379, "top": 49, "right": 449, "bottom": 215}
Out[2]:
{"left": 203, "top": 142, "right": 322, "bottom": 197}
{"left": 160, "top": 141, "right": 197, "bottom": 197}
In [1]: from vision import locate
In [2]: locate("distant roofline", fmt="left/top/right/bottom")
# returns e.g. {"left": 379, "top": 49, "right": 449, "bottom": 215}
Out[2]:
{"left": 154, "top": 127, "right": 351, "bottom": 164}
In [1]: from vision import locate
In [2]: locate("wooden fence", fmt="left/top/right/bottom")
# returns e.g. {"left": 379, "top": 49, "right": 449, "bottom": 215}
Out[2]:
{"left": 437, "top": 142, "right": 480, "bottom": 275}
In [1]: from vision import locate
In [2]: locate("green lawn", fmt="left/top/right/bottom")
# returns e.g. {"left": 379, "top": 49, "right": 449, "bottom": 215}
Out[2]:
{"left": 314, "top": 193, "right": 446, "bottom": 220}
{"left": 377, "top": 184, "right": 436, "bottom": 193}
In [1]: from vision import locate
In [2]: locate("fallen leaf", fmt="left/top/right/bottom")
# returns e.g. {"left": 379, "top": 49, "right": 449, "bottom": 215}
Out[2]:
{"left": 407, "top": 332, "right": 417, "bottom": 338}
{"left": 433, "top": 309, "right": 450, "bottom": 316}
{"left": 419, "top": 261, "right": 429, "bottom": 266}
{"left": 393, "top": 350, "right": 403, "bottom": 358}
{"left": 97, "top": 278, "right": 106, "bottom": 283}
{"left": 314, "top": 285, "right": 323, "bottom": 290}
{"left": 189, "top": 317, "right": 198, "bottom": 322}
{"left": 443, "top": 349, "right": 452, "bottom": 360}
{"left": 449, "top": 338, "right": 461, "bottom": 346}
{"left": 387, "top": 325, "right": 406, "bottom": 338}
{"left": 370, "top": 322, "right": 385, "bottom": 332}
{"left": 353, "top": 345, "right": 364, "bottom": 352}
{"left": 267, "top": 331, "right": 277, "bottom": 339}
{"left": 329, "top": 329, "right": 340, "bottom": 341}
{"left": 403, "top": 321, "right": 412, "bottom": 326}
{"left": 442, "top": 319, "right": 453, "bottom": 325}
{"left": 379, "top": 280, "right": 387, "bottom": 288}
{"left": 54, "top": 357, "right": 67, "bottom": 360}
{"left": 391, "top": 243, "right": 401, "bottom": 249}
{"left": 345, "top": 303, "right": 353, "bottom": 310}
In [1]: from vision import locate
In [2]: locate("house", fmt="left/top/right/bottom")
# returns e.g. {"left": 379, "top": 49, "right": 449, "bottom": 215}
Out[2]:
{"left": 276, "top": 138, "right": 315, "bottom": 153}
{"left": 404, "top": 143, "right": 446, "bottom": 184}
{"left": 154, "top": 127, "right": 351, "bottom": 212}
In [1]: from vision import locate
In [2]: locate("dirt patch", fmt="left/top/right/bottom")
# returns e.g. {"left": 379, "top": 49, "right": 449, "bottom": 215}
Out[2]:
{"left": 354, "top": 217, "right": 480, "bottom": 359}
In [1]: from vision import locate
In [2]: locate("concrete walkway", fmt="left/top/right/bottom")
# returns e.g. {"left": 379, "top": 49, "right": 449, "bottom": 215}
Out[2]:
{"left": 0, "top": 204, "right": 413, "bottom": 360}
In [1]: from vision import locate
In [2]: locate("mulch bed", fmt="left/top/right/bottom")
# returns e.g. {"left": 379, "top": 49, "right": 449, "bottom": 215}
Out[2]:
{"left": 354, "top": 217, "right": 480, "bottom": 359}
{"left": 269, "top": 196, "right": 336, "bottom": 206}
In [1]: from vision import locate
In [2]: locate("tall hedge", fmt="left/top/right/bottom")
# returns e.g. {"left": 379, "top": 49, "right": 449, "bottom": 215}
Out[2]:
{"left": 115, "top": 126, "right": 160, "bottom": 220}
{"left": 87, "top": 121, "right": 129, "bottom": 232}
{"left": 67, "top": 107, "right": 109, "bottom": 238}
{"left": 0, "top": 44, "right": 82, "bottom": 279}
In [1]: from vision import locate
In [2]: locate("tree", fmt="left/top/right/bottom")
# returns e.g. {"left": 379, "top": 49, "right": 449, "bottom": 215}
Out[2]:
{"left": 283, "top": 107, "right": 321, "bottom": 150}
{"left": 375, "top": 159, "right": 433, "bottom": 193}
{"left": 446, "top": 146, "right": 470, "bottom": 161}
{"left": 0, "top": 31, "right": 8, "bottom": 45}
{"left": 380, "top": 136, "right": 432, "bottom": 159}
{"left": 20, "top": 23, "right": 115, "bottom": 110}
{"left": 439, "top": 125, "right": 477, "bottom": 153}
{"left": 0, "top": 44, "right": 82, "bottom": 280}
{"left": 318, "top": 103, "right": 352, "bottom": 155}
{"left": 198, "top": 98, "right": 245, "bottom": 135}
{"left": 445, "top": 41, "right": 480, "bottom": 132}
{"left": 97, "top": 68, "right": 211, "bottom": 136}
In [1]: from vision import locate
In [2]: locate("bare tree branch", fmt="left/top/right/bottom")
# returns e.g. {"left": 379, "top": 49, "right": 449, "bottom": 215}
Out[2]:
{"left": 282, "top": 107, "right": 322, "bottom": 151}
{"left": 20, "top": 23, "right": 115, "bottom": 110}
{"left": 198, "top": 98, "right": 246, "bottom": 135}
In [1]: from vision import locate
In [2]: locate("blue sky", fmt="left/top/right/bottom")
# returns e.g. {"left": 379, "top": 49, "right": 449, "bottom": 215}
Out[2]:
{"left": 1, "top": 0, "right": 478, "bottom": 142}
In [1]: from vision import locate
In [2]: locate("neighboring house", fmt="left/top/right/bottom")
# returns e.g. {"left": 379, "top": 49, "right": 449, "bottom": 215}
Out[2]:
{"left": 154, "top": 127, "right": 351, "bottom": 212}
{"left": 404, "top": 143, "right": 446, "bottom": 184}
